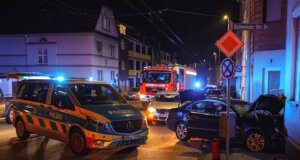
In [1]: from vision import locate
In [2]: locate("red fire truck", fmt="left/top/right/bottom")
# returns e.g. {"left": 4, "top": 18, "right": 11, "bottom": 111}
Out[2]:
{"left": 139, "top": 64, "right": 197, "bottom": 102}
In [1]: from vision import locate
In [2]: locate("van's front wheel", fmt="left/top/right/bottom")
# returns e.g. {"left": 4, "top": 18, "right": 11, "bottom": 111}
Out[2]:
{"left": 70, "top": 129, "right": 90, "bottom": 156}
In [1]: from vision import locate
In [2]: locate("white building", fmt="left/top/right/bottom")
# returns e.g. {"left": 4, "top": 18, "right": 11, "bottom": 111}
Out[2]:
{"left": 0, "top": 6, "right": 119, "bottom": 85}
{"left": 284, "top": 0, "right": 300, "bottom": 159}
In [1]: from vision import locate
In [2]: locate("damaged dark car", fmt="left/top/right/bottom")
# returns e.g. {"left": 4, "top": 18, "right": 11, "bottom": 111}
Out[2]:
{"left": 166, "top": 93, "right": 285, "bottom": 152}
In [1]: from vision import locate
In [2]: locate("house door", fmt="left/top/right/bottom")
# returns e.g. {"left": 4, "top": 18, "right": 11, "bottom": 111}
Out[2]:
{"left": 267, "top": 71, "right": 280, "bottom": 95}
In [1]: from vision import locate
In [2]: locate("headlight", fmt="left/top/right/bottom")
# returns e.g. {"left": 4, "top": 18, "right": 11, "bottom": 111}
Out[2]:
{"left": 148, "top": 107, "right": 156, "bottom": 113}
{"left": 87, "top": 116, "right": 110, "bottom": 131}
{"left": 140, "top": 94, "right": 146, "bottom": 100}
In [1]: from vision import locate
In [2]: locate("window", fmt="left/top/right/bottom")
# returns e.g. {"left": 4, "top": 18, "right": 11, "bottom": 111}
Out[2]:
{"left": 267, "top": 71, "right": 281, "bottom": 95}
{"left": 136, "top": 61, "right": 140, "bottom": 71}
{"left": 142, "top": 61, "right": 146, "bottom": 69}
{"left": 102, "top": 16, "right": 110, "bottom": 31}
{"left": 97, "top": 70, "right": 103, "bottom": 81}
{"left": 120, "top": 39, "right": 125, "bottom": 50}
{"left": 142, "top": 46, "right": 146, "bottom": 54}
{"left": 129, "top": 59, "right": 134, "bottom": 70}
{"left": 136, "top": 44, "right": 140, "bottom": 53}
{"left": 110, "top": 45, "right": 115, "bottom": 58}
{"left": 51, "top": 84, "right": 74, "bottom": 110}
{"left": 148, "top": 47, "right": 152, "bottom": 55}
{"left": 264, "top": 0, "right": 281, "bottom": 22}
{"left": 38, "top": 48, "right": 48, "bottom": 65}
{"left": 16, "top": 83, "right": 50, "bottom": 103}
{"left": 121, "top": 60, "right": 125, "bottom": 71}
{"left": 111, "top": 71, "right": 115, "bottom": 80}
{"left": 129, "top": 42, "right": 134, "bottom": 50}
{"left": 96, "top": 41, "right": 102, "bottom": 55}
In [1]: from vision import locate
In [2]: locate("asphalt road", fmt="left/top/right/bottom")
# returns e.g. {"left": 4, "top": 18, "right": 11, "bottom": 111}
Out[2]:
{"left": 0, "top": 100, "right": 287, "bottom": 160}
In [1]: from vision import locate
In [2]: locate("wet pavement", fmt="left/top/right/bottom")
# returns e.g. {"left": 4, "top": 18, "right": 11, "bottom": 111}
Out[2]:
{"left": 0, "top": 100, "right": 287, "bottom": 160}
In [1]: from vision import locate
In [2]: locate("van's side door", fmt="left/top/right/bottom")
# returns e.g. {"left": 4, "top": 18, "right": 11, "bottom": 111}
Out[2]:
{"left": 44, "top": 84, "right": 77, "bottom": 141}
{"left": 14, "top": 82, "right": 50, "bottom": 133}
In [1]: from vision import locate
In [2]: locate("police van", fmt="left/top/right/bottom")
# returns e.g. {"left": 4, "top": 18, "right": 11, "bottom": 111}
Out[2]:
{"left": 13, "top": 78, "right": 149, "bottom": 156}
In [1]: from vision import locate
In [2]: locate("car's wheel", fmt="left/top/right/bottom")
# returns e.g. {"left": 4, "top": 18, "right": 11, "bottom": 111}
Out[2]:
{"left": 5, "top": 106, "right": 13, "bottom": 124}
{"left": 245, "top": 130, "right": 269, "bottom": 152}
{"left": 175, "top": 122, "right": 191, "bottom": 141}
{"left": 70, "top": 129, "right": 90, "bottom": 156}
{"left": 15, "top": 118, "right": 30, "bottom": 140}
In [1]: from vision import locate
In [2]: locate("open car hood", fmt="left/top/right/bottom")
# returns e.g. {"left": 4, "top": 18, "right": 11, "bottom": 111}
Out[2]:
{"left": 249, "top": 94, "right": 284, "bottom": 115}
{"left": 179, "top": 89, "right": 205, "bottom": 104}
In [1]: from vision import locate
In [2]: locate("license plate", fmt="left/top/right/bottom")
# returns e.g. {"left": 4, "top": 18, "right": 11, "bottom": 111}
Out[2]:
{"left": 123, "top": 135, "right": 139, "bottom": 140}
{"left": 159, "top": 113, "right": 167, "bottom": 118}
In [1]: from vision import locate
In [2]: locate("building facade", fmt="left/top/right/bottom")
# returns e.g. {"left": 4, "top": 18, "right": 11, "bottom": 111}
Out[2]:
{"left": 117, "top": 23, "right": 176, "bottom": 89}
{"left": 236, "top": 0, "right": 287, "bottom": 101}
{"left": 284, "top": 0, "right": 300, "bottom": 158}
{"left": 0, "top": 6, "right": 119, "bottom": 85}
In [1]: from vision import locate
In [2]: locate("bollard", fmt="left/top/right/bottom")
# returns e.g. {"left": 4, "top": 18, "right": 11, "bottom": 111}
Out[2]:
{"left": 212, "top": 139, "right": 220, "bottom": 160}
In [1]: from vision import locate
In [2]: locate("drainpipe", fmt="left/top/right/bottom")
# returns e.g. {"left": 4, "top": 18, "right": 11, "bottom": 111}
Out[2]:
{"left": 24, "top": 35, "right": 29, "bottom": 72}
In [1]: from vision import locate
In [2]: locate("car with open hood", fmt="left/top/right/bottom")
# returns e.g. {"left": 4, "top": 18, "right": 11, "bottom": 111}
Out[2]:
{"left": 13, "top": 78, "right": 149, "bottom": 156}
{"left": 166, "top": 94, "right": 284, "bottom": 152}
{"left": 147, "top": 91, "right": 180, "bottom": 125}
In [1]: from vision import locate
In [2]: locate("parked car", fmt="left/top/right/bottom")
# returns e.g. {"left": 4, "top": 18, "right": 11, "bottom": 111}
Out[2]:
{"left": 166, "top": 94, "right": 284, "bottom": 152}
{"left": 0, "top": 88, "right": 13, "bottom": 124}
{"left": 147, "top": 91, "right": 180, "bottom": 125}
{"left": 126, "top": 88, "right": 140, "bottom": 100}
{"left": 205, "top": 89, "right": 225, "bottom": 98}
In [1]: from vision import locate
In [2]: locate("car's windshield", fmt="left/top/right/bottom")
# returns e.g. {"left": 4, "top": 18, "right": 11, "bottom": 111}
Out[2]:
{"left": 231, "top": 102, "right": 250, "bottom": 116}
{"left": 142, "top": 71, "right": 171, "bottom": 83}
{"left": 155, "top": 94, "right": 180, "bottom": 102}
{"left": 68, "top": 84, "right": 126, "bottom": 106}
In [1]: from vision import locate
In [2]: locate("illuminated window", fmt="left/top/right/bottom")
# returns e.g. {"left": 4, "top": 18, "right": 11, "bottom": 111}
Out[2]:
{"left": 38, "top": 48, "right": 47, "bottom": 65}
{"left": 119, "top": 24, "right": 126, "bottom": 35}
{"left": 102, "top": 16, "right": 110, "bottom": 31}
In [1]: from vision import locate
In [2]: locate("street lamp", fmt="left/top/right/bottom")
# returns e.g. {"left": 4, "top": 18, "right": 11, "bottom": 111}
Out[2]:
{"left": 213, "top": 52, "right": 217, "bottom": 66}
{"left": 223, "top": 14, "right": 230, "bottom": 31}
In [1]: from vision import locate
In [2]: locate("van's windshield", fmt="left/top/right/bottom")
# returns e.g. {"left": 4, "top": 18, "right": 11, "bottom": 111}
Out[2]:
{"left": 68, "top": 84, "right": 126, "bottom": 106}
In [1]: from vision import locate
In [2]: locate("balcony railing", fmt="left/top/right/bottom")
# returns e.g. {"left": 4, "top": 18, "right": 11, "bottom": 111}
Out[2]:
{"left": 129, "top": 70, "right": 141, "bottom": 76}
{"left": 128, "top": 50, "right": 151, "bottom": 61}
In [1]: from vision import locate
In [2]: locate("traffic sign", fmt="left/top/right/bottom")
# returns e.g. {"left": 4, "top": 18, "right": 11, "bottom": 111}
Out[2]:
{"left": 235, "top": 65, "right": 242, "bottom": 72}
{"left": 233, "top": 23, "right": 268, "bottom": 31}
{"left": 215, "top": 30, "right": 244, "bottom": 58}
{"left": 221, "top": 58, "right": 234, "bottom": 79}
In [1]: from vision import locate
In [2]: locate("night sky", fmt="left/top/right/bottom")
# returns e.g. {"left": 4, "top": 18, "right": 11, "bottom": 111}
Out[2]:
{"left": 0, "top": 0, "right": 239, "bottom": 64}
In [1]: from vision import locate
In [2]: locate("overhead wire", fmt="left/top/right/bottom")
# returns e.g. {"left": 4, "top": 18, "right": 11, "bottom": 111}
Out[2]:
{"left": 123, "top": 0, "right": 178, "bottom": 46}
{"left": 140, "top": 0, "right": 194, "bottom": 54}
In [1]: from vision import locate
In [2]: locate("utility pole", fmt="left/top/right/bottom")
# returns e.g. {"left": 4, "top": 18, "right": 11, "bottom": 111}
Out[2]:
{"left": 241, "top": 0, "right": 251, "bottom": 101}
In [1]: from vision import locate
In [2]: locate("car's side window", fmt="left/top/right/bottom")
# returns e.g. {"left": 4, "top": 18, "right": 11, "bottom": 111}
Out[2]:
{"left": 191, "top": 101, "right": 209, "bottom": 113}
{"left": 51, "top": 84, "right": 74, "bottom": 110}
{"left": 212, "top": 102, "right": 226, "bottom": 116}
{"left": 16, "top": 83, "right": 49, "bottom": 103}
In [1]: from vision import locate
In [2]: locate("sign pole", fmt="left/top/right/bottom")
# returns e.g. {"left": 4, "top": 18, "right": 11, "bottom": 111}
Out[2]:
{"left": 226, "top": 79, "right": 230, "bottom": 160}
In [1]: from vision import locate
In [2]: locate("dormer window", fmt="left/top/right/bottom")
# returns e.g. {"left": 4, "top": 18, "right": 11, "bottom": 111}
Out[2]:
{"left": 102, "top": 16, "right": 110, "bottom": 31}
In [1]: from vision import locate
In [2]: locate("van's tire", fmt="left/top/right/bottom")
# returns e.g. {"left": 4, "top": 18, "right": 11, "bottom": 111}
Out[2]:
{"left": 245, "top": 130, "right": 269, "bottom": 152}
{"left": 175, "top": 121, "right": 191, "bottom": 141}
{"left": 69, "top": 129, "right": 90, "bottom": 156}
{"left": 15, "top": 118, "right": 30, "bottom": 140}
{"left": 5, "top": 107, "right": 13, "bottom": 124}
